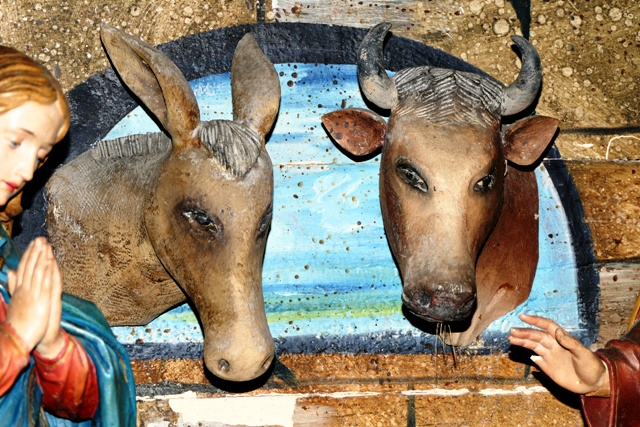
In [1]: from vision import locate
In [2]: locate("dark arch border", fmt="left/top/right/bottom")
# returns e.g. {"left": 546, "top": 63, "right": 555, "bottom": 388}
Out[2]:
{"left": 14, "top": 23, "right": 599, "bottom": 357}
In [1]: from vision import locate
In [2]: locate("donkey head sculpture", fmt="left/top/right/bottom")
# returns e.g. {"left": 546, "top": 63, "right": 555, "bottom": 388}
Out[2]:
{"left": 46, "top": 25, "right": 280, "bottom": 381}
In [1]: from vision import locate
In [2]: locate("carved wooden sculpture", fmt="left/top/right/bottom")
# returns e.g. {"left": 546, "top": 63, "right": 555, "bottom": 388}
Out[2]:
{"left": 0, "top": 43, "right": 135, "bottom": 425}
{"left": 46, "top": 25, "right": 280, "bottom": 381}
{"left": 323, "top": 23, "right": 560, "bottom": 346}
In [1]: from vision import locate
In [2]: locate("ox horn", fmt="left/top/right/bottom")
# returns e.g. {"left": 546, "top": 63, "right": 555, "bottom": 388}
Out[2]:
{"left": 501, "top": 36, "right": 543, "bottom": 116}
{"left": 357, "top": 22, "right": 397, "bottom": 109}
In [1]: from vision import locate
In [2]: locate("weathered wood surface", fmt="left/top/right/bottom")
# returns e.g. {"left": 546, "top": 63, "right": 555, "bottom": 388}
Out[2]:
{"left": 597, "top": 262, "right": 640, "bottom": 345}
{"left": 271, "top": 0, "right": 464, "bottom": 35}
{"left": 137, "top": 392, "right": 582, "bottom": 426}
{"left": 566, "top": 160, "right": 640, "bottom": 261}
{"left": 133, "top": 354, "right": 584, "bottom": 426}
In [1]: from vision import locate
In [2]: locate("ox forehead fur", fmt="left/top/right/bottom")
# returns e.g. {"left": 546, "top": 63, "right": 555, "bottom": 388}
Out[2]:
{"left": 393, "top": 66, "right": 504, "bottom": 128}
{"left": 92, "top": 120, "right": 262, "bottom": 178}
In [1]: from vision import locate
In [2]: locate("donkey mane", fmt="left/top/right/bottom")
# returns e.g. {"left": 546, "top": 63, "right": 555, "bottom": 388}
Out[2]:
{"left": 394, "top": 67, "right": 504, "bottom": 128}
{"left": 92, "top": 131, "right": 171, "bottom": 160}
{"left": 198, "top": 120, "right": 262, "bottom": 178}
{"left": 91, "top": 120, "right": 261, "bottom": 178}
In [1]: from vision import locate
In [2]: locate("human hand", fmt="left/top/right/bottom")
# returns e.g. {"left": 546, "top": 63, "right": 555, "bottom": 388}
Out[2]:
{"left": 509, "top": 313, "right": 609, "bottom": 396}
{"left": 6, "top": 238, "right": 54, "bottom": 351}
{"left": 34, "top": 246, "right": 65, "bottom": 358}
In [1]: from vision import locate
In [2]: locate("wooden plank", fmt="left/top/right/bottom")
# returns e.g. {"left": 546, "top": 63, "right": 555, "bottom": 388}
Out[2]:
{"left": 597, "top": 263, "right": 640, "bottom": 345}
{"left": 564, "top": 160, "right": 640, "bottom": 262}
{"left": 270, "top": 0, "right": 463, "bottom": 34}
{"left": 555, "top": 131, "right": 640, "bottom": 162}
{"left": 133, "top": 357, "right": 586, "bottom": 426}
{"left": 138, "top": 388, "right": 584, "bottom": 426}
{"left": 131, "top": 353, "right": 533, "bottom": 391}
{"left": 294, "top": 394, "right": 407, "bottom": 426}
{"left": 413, "top": 393, "right": 582, "bottom": 426}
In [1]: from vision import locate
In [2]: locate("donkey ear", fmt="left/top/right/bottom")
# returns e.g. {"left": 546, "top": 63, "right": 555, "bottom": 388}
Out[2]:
{"left": 503, "top": 116, "right": 560, "bottom": 166}
{"left": 100, "top": 24, "right": 200, "bottom": 145}
{"left": 231, "top": 34, "right": 281, "bottom": 137}
{"left": 321, "top": 108, "right": 387, "bottom": 156}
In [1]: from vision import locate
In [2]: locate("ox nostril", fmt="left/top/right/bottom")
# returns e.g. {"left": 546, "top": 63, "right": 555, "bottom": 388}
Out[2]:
{"left": 462, "top": 298, "right": 474, "bottom": 311}
{"left": 402, "top": 290, "right": 434, "bottom": 316}
{"left": 403, "top": 289, "right": 432, "bottom": 308}
{"left": 415, "top": 290, "right": 432, "bottom": 307}
{"left": 402, "top": 285, "right": 476, "bottom": 322}
{"left": 218, "top": 358, "right": 230, "bottom": 374}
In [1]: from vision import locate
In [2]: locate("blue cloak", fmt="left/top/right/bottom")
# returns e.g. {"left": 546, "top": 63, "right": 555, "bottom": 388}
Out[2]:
{"left": 0, "top": 227, "right": 137, "bottom": 426}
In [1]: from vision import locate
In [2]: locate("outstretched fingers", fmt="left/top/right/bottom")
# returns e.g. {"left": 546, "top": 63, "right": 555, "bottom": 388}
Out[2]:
{"left": 555, "top": 327, "right": 592, "bottom": 360}
{"left": 509, "top": 327, "right": 556, "bottom": 352}
{"left": 516, "top": 314, "right": 589, "bottom": 359}
{"left": 509, "top": 314, "right": 569, "bottom": 362}
{"left": 518, "top": 313, "right": 562, "bottom": 336}
{"left": 509, "top": 313, "right": 606, "bottom": 394}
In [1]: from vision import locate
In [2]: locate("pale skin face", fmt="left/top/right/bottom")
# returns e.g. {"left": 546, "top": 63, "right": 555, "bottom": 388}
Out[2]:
{"left": 0, "top": 101, "right": 63, "bottom": 206}
{"left": 1, "top": 100, "right": 67, "bottom": 358}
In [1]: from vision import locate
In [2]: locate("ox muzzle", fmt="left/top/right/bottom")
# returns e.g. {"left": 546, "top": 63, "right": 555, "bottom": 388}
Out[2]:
{"left": 401, "top": 273, "right": 477, "bottom": 323}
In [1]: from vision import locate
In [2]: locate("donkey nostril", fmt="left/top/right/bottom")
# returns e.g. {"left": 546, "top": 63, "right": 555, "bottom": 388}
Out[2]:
{"left": 262, "top": 354, "right": 274, "bottom": 372}
{"left": 218, "top": 359, "right": 230, "bottom": 373}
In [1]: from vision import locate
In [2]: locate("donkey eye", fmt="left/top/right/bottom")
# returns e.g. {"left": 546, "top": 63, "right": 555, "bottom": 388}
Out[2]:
{"left": 256, "top": 205, "right": 273, "bottom": 239}
{"left": 183, "top": 208, "right": 223, "bottom": 237}
{"left": 474, "top": 169, "right": 497, "bottom": 193}
{"left": 396, "top": 160, "right": 428, "bottom": 193}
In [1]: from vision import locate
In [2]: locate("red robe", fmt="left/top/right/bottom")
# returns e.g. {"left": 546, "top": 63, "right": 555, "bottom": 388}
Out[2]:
{"left": 581, "top": 316, "right": 640, "bottom": 426}
{"left": 0, "top": 299, "right": 99, "bottom": 421}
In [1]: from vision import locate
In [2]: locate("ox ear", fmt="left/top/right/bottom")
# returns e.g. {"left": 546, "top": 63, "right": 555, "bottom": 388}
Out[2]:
{"left": 231, "top": 34, "right": 281, "bottom": 138}
{"left": 100, "top": 24, "right": 200, "bottom": 145}
{"left": 502, "top": 116, "right": 560, "bottom": 166}
{"left": 321, "top": 108, "right": 387, "bottom": 156}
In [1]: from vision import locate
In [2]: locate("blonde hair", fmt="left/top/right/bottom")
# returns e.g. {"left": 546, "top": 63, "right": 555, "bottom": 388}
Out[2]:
{"left": 0, "top": 46, "right": 70, "bottom": 142}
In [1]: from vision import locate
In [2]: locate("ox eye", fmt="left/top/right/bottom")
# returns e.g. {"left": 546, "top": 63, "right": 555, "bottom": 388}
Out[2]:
{"left": 474, "top": 169, "right": 497, "bottom": 193}
{"left": 396, "top": 160, "right": 428, "bottom": 193}
{"left": 182, "top": 208, "right": 223, "bottom": 237}
{"left": 256, "top": 205, "right": 273, "bottom": 239}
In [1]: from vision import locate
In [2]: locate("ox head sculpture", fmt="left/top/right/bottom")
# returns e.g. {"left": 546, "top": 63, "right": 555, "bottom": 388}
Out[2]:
{"left": 323, "top": 23, "right": 559, "bottom": 345}
{"left": 45, "top": 25, "right": 280, "bottom": 381}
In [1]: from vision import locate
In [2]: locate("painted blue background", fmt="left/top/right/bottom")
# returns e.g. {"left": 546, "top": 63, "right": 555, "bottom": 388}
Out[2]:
{"left": 107, "top": 63, "right": 582, "bottom": 352}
